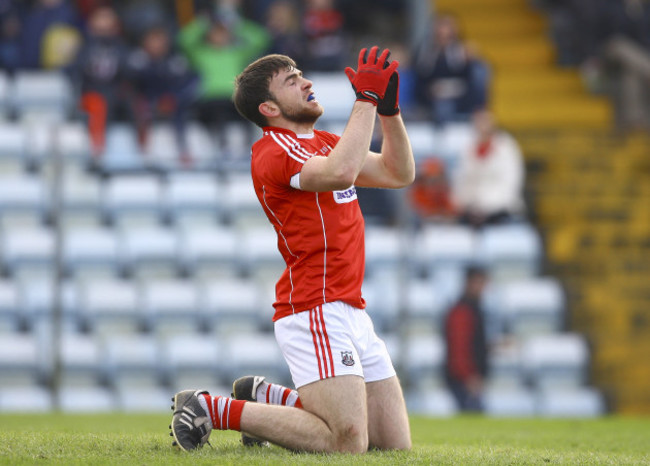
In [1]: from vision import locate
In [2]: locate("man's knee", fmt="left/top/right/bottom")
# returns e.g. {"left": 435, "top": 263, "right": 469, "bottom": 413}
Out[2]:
{"left": 332, "top": 422, "right": 368, "bottom": 454}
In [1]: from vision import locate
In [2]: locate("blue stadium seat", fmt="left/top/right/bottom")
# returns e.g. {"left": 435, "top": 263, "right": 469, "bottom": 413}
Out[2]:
{"left": 59, "top": 333, "right": 102, "bottom": 387}
{"left": 405, "top": 387, "right": 458, "bottom": 417}
{"left": 477, "top": 223, "right": 543, "bottom": 281}
{"left": 11, "top": 71, "right": 73, "bottom": 122}
{"left": 57, "top": 386, "right": 116, "bottom": 413}
{"left": 102, "top": 174, "right": 164, "bottom": 226}
{"left": 102, "top": 335, "right": 163, "bottom": 389}
{"left": 537, "top": 387, "right": 605, "bottom": 417}
{"left": 118, "top": 224, "right": 179, "bottom": 278}
{"left": 177, "top": 225, "right": 240, "bottom": 278}
{"left": 139, "top": 278, "right": 201, "bottom": 335}
{"left": 0, "top": 279, "right": 19, "bottom": 333}
{"left": 1, "top": 225, "right": 54, "bottom": 278}
{"left": 0, "top": 385, "right": 53, "bottom": 412}
{"left": 164, "top": 173, "right": 222, "bottom": 226}
{"left": 199, "top": 278, "right": 262, "bottom": 335}
{"left": 162, "top": 334, "right": 223, "bottom": 390}
{"left": 522, "top": 333, "right": 589, "bottom": 389}
{"left": 77, "top": 278, "right": 141, "bottom": 336}
{"left": 63, "top": 227, "right": 120, "bottom": 278}
{"left": 484, "top": 386, "right": 536, "bottom": 417}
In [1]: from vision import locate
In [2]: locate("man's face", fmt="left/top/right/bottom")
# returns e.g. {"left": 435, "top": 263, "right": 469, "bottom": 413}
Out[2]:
{"left": 267, "top": 66, "right": 323, "bottom": 125}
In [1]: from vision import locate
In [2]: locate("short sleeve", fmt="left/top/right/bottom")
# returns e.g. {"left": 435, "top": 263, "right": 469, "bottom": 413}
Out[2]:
{"left": 251, "top": 138, "right": 306, "bottom": 190}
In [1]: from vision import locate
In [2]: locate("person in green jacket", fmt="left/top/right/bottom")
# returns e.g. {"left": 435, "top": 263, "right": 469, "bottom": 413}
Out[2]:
{"left": 179, "top": 13, "right": 269, "bottom": 149}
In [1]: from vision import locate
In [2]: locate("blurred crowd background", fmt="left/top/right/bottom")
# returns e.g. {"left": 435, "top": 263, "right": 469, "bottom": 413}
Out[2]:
{"left": 0, "top": 0, "right": 648, "bottom": 417}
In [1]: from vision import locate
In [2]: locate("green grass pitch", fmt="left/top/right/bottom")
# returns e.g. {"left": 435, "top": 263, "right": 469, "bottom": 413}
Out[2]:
{"left": 0, "top": 414, "right": 648, "bottom": 465}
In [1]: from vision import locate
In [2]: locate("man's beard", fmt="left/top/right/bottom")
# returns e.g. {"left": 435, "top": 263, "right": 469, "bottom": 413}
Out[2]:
{"left": 278, "top": 102, "right": 323, "bottom": 125}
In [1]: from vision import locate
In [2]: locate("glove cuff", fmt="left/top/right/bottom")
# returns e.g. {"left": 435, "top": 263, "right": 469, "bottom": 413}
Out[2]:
{"left": 377, "top": 106, "right": 400, "bottom": 117}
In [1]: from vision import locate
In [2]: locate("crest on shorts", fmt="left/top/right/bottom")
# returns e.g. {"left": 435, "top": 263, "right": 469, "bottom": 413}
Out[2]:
{"left": 341, "top": 351, "right": 355, "bottom": 367}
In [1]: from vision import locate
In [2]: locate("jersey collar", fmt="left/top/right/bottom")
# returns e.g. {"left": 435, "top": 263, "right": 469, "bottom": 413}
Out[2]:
{"left": 263, "top": 126, "right": 315, "bottom": 139}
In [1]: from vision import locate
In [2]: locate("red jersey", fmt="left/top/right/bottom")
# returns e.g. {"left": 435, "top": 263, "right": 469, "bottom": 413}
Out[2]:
{"left": 251, "top": 126, "right": 366, "bottom": 321}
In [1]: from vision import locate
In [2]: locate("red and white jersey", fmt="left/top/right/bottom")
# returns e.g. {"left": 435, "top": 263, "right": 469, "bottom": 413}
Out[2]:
{"left": 251, "top": 126, "right": 366, "bottom": 321}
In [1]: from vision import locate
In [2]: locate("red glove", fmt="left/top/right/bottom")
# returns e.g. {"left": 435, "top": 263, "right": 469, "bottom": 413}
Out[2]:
{"left": 345, "top": 46, "right": 400, "bottom": 106}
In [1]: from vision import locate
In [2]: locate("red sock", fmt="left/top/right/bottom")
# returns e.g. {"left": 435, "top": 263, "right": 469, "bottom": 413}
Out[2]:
{"left": 201, "top": 395, "right": 246, "bottom": 431}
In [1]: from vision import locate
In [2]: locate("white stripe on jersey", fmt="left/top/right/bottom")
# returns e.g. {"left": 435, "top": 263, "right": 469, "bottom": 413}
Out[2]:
{"left": 279, "top": 133, "right": 320, "bottom": 160}
{"left": 269, "top": 131, "right": 315, "bottom": 164}
{"left": 314, "top": 193, "right": 327, "bottom": 303}
{"left": 262, "top": 185, "right": 297, "bottom": 314}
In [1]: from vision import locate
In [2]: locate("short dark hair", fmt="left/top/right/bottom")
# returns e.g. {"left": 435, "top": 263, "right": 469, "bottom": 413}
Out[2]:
{"left": 233, "top": 54, "right": 297, "bottom": 128}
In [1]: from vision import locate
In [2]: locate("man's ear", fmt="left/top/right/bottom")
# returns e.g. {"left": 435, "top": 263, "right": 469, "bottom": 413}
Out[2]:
{"left": 259, "top": 101, "right": 279, "bottom": 119}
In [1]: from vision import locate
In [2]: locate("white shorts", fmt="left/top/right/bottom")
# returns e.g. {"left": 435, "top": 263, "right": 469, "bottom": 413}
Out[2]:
{"left": 274, "top": 301, "right": 396, "bottom": 389}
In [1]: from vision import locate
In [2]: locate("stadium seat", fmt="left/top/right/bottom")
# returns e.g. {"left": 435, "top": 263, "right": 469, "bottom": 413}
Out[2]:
{"left": 405, "top": 122, "right": 440, "bottom": 159}
{"left": 223, "top": 174, "right": 267, "bottom": 228}
{"left": 162, "top": 334, "right": 223, "bottom": 390}
{"left": 101, "top": 124, "right": 145, "bottom": 172}
{"left": 116, "top": 385, "right": 171, "bottom": 412}
{"left": 416, "top": 224, "right": 477, "bottom": 272}
{"left": 476, "top": 223, "right": 543, "bottom": 281}
{"left": 487, "top": 341, "right": 525, "bottom": 388}
{"left": 364, "top": 225, "right": 403, "bottom": 275}
{"left": 200, "top": 278, "right": 261, "bottom": 335}
{"left": 11, "top": 71, "right": 73, "bottom": 122}
{"left": 307, "top": 72, "right": 355, "bottom": 122}
{"left": 186, "top": 122, "right": 220, "bottom": 163}
{"left": 27, "top": 121, "right": 91, "bottom": 169}
{"left": 17, "top": 277, "right": 78, "bottom": 333}
{"left": 361, "top": 275, "right": 401, "bottom": 332}
{"left": 522, "top": 333, "right": 589, "bottom": 389}
{"left": 102, "top": 174, "right": 164, "bottom": 226}
{"left": 484, "top": 386, "right": 536, "bottom": 417}
{"left": 177, "top": 225, "right": 240, "bottom": 278}
{"left": 0, "top": 385, "right": 54, "bottom": 412}
{"left": 57, "top": 386, "right": 116, "bottom": 412}
{"left": 404, "top": 278, "right": 448, "bottom": 333}
{"left": 220, "top": 331, "right": 292, "bottom": 387}
{"left": 405, "top": 388, "right": 458, "bottom": 417}
{"left": 0, "top": 334, "right": 45, "bottom": 387}
{"left": 403, "top": 334, "right": 446, "bottom": 390}
{"left": 139, "top": 278, "right": 201, "bottom": 335}
{"left": 0, "top": 174, "right": 48, "bottom": 226}
{"left": 59, "top": 333, "right": 102, "bottom": 387}
{"left": 77, "top": 278, "right": 141, "bottom": 335}
{"left": 0, "top": 122, "right": 28, "bottom": 173}
{"left": 60, "top": 171, "right": 103, "bottom": 225}
{"left": 537, "top": 387, "right": 605, "bottom": 417}
{"left": 62, "top": 227, "right": 120, "bottom": 278}
{"left": 487, "top": 278, "right": 566, "bottom": 337}
{"left": 0, "top": 279, "right": 19, "bottom": 333}
{"left": 240, "top": 225, "right": 285, "bottom": 276}
{"left": 164, "top": 172, "right": 222, "bottom": 226}
{"left": 103, "top": 335, "right": 162, "bottom": 389}
{"left": 0, "top": 225, "right": 54, "bottom": 278}
{"left": 118, "top": 225, "right": 179, "bottom": 278}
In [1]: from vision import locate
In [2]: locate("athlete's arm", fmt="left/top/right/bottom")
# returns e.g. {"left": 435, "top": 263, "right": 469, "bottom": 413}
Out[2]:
{"left": 355, "top": 113, "right": 415, "bottom": 189}
{"left": 297, "top": 101, "right": 376, "bottom": 192}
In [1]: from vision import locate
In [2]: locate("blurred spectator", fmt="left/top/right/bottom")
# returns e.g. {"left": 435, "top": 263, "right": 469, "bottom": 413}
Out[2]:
{"left": 408, "top": 158, "right": 456, "bottom": 224}
{"left": 444, "top": 266, "right": 489, "bottom": 412}
{"left": 0, "top": 10, "right": 23, "bottom": 73}
{"left": 21, "top": 0, "right": 80, "bottom": 69}
{"left": 178, "top": 10, "right": 268, "bottom": 148}
{"left": 120, "top": 0, "right": 174, "bottom": 45}
{"left": 301, "top": 0, "right": 347, "bottom": 72}
{"left": 452, "top": 110, "right": 525, "bottom": 229}
{"left": 41, "top": 22, "right": 82, "bottom": 69}
{"left": 70, "top": 5, "right": 128, "bottom": 157}
{"left": 126, "top": 25, "right": 197, "bottom": 165}
{"left": 413, "top": 13, "right": 489, "bottom": 125}
{"left": 264, "top": 0, "right": 304, "bottom": 60}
